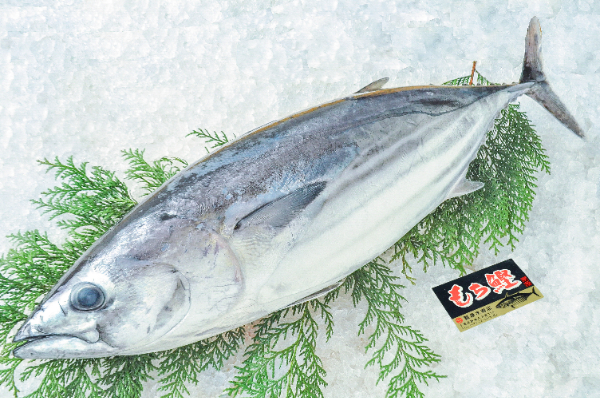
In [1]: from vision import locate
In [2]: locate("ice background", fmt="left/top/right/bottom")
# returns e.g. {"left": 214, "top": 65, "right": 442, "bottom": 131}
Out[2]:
{"left": 1, "top": 0, "right": 599, "bottom": 397}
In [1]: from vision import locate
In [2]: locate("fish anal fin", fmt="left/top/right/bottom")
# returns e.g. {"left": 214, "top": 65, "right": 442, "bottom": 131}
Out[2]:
{"left": 284, "top": 280, "right": 344, "bottom": 308}
{"left": 234, "top": 181, "right": 326, "bottom": 231}
{"left": 356, "top": 77, "right": 389, "bottom": 93}
{"left": 445, "top": 178, "right": 484, "bottom": 200}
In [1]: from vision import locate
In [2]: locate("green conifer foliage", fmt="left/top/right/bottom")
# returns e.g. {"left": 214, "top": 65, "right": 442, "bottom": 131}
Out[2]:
{"left": 0, "top": 74, "right": 550, "bottom": 398}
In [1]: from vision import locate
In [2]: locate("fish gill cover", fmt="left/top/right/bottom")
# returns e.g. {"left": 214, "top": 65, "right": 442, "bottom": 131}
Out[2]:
{"left": 0, "top": 73, "right": 550, "bottom": 398}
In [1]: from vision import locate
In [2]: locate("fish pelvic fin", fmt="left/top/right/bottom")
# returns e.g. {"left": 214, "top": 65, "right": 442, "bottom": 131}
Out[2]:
{"left": 445, "top": 178, "right": 484, "bottom": 201}
{"left": 284, "top": 280, "right": 344, "bottom": 309}
{"left": 520, "top": 17, "right": 585, "bottom": 138}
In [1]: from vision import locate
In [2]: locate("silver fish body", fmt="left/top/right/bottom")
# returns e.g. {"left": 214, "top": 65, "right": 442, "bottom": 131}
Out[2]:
{"left": 13, "top": 17, "right": 582, "bottom": 358}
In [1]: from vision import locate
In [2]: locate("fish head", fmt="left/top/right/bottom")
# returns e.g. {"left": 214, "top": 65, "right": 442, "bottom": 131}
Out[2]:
{"left": 13, "top": 253, "right": 191, "bottom": 359}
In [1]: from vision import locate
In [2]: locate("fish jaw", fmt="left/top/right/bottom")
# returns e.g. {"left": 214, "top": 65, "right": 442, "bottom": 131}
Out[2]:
{"left": 14, "top": 336, "right": 117, "bottom": 359}
{"left": 13, "top": 294, "right": 118, "bottom": 359}
{"left": 14, "top": 315, "right": 100, "bottom": 345}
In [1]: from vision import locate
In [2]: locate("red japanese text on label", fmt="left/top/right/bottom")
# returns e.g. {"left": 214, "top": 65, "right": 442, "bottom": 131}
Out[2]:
{"left": 468, "top": 282, "right": 492, "bottom": 300}
{"left": 448, "top": 284, "right": 473, "bottom": 308}
{"left": 520, "top": 276, "right": 532, "bottom": 287}
{"left": 485, "top": 269, "right": 521, "bottom": 294}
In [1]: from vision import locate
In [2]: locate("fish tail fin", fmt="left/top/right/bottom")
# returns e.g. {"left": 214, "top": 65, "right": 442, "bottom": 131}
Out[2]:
{"left": 520, "top": 17, "right": 585, "bottom": 138}
{"left": 531, "top": 286, "right": 541, "bottom": 297}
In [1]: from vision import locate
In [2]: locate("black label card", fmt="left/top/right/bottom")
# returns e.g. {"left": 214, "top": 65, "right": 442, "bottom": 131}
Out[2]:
{"left": 432, "top": 259, "right": 543, "bottom": 331}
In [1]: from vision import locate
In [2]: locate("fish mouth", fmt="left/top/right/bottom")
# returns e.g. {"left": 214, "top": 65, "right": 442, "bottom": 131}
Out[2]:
{"left": 13, "top": 334, "right": 117, "bottom": 359}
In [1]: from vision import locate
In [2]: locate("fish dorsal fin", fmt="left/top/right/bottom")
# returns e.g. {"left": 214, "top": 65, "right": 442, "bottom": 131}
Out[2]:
{"left": 234, "top": 182, "right": 327, "bottom": 231}
{"left": 284, "top": 280, "right": 344, "bottom": 309}
{"left": 355, "top": 77, "right": 389, "bottom": 93}
{"left": 445, "top": 178, "right": 484, "bottom": 200}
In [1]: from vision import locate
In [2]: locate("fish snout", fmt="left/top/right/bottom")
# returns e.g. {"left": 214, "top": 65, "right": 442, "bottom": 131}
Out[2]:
{"left": 13, "top": 321, "right": 34, "bottom": 342}
{"left": 13, "top": 301, "right": 65, "bottom": 342}
{"left": 12, "top": 305, "right": 112, "bottom": 359}
{"left": 13, "top": 300, "right": 101, "bottom": 346}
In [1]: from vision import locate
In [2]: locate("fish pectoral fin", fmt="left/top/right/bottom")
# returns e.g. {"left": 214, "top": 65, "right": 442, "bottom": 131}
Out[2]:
{"left": 355, "top": 77, "right": 389, "bottom": 93}
{"left": 284, "top": 280, "right": 344, "bottom": 308}
{"left": 445, "top": 178, "right": 484, "bottom": 200}
{"left": 234, "top": 182, "right": 327, "bottom": 232}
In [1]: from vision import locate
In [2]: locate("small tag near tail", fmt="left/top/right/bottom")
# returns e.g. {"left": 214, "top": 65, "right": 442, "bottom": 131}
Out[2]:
{"left": 432, "top": 259, "right": 544, "bottom": 332}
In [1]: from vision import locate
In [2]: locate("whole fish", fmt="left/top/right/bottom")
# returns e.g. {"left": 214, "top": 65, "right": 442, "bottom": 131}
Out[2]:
{"left": 496, "top": 287, "right": 542, "bottom": 309}
{"left": 13, "top": 17, "right": 582, "bottom": 359}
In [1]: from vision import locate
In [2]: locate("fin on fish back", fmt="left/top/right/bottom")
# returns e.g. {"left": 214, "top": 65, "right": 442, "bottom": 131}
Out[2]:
{"left": 234, "top": 182, "right": 327, "bottom": 231}
{"left": 520, "top": 17, "right": 584, "bottom": 138}
{"left": 356, "top": 77, "right": 389, "bottom": 93}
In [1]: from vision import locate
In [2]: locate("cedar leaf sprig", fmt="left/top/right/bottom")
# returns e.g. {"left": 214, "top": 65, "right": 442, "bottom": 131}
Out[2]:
{"left": 442, "top": 70, "right": 498, "bottom": 87}
{"left": 19, "top": 359, "right": 103, "bottom": 398}
{"left": 226, "top": 301, "right": 331, "bottom": 398}
{"left": 98, "top": 354, "right": 159, "bottom": 398}
{"left": 156, "top": 327, "right": 246, "bottom": 398}
{"left": 122, "top": 149, "right": 188, "bottom": 195}
{"left": 349, "top": 260, "right": 444, "bottom": 398}
{"left": 187, "top": 129, "right": 230, "bottom": 151}
{"left": 31, "top": 157, "right": 137, "bottom": 248}
{"left": 228, "top": 258, "right": 444, "bottom": 398}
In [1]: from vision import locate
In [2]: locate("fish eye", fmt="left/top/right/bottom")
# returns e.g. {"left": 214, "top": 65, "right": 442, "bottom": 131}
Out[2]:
{"left": 70, "top": 283, "right": 106, "bottom": 311}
